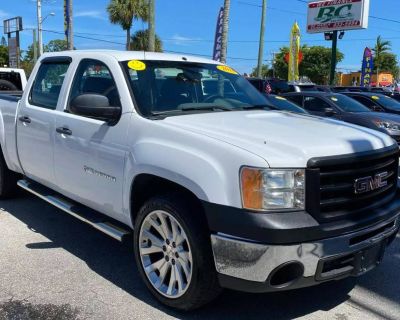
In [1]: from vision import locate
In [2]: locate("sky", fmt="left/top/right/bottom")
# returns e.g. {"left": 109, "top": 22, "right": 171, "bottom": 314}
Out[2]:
{"left": 1, "top": 0, "right": 400, "bottom": 74}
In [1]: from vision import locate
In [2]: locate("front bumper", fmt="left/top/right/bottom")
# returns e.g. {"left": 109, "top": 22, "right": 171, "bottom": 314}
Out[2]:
{"left": 211, "top": 216, "right": 399, "bottom": 293}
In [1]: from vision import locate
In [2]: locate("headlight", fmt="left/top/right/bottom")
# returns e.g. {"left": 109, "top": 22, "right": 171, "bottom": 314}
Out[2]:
{"left": 240, "top": 167, "right": 305, "bottom": 211}
{"left": 374, "top": 120, "right": 400, "bottom": 131}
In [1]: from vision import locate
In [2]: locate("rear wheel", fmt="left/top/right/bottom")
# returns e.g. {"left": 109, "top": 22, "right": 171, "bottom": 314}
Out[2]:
{"left": 133, "top": 194, "right": 221, "bottom": 310}
{"left": 0, "top": 150, "right": 19, "bottom": 198}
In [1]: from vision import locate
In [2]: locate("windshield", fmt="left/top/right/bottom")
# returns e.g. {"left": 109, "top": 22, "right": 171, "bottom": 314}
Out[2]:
{"left": 122, "top": 60, "right": 269, "bottom": 116}
{"left": 264, "top": 95, "right": 307, "bottom": 114}
{"left": 372, "top": 94, "right": 400, "bottom": 111}
{"left": 328, "top": 94, "right": 370, "bottom": 113}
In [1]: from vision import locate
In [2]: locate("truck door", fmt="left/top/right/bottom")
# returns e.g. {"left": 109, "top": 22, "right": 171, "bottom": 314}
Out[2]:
{"left": 54, "top": 58, "right": 130, "bottom": 221}
{"left": 16, "top": 57, "right": 71, "bottom": 188}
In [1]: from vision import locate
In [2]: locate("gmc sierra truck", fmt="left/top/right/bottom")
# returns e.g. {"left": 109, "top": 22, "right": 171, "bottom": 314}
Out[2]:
{"left": 0, "top": 51, "right": 399, "bottom": 310}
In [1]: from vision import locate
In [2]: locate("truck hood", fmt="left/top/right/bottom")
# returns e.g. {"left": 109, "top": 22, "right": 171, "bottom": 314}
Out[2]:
{"left": 163, "top": 111, "right": 395, "bottom": 167}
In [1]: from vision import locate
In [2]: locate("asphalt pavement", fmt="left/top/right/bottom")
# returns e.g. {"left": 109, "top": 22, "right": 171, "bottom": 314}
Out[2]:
{"left": 0, "top": 190, "right": 399, "bottom": 320}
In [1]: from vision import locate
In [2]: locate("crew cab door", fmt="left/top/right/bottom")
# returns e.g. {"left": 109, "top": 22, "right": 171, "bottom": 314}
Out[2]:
{"left": 16, "top": 57, "right": 71, "bottom": 187}
{"left": 54, "top": 58, "right": 131, "bottom": 220}
{"left": 303, "top": 96, "right": 338, "bottom": 118}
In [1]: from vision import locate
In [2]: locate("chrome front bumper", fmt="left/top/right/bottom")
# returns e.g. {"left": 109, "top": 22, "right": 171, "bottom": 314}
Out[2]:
{"left": 211, "top": 217, "right": 399, "bottom": 284}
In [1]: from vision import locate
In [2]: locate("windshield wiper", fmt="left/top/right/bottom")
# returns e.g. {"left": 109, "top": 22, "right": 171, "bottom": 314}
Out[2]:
{"left": 149, "top": 105, "right": 234, "bottom": 117}
{"left": 241, "top": 104, "right": 273, "bottom": 110}
{"left": 180, "top": 105, "right": 234, "bottom": 112}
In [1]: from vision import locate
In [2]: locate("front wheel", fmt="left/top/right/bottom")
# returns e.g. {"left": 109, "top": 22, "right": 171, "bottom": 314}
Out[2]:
{"left": 133, "top": 194, "right": 221, "bottom": 310}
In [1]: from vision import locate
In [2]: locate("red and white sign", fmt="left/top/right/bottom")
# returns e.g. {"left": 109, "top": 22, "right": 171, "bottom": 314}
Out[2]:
{"left": 307, "top": 0, "right": 370, "bottom": 34}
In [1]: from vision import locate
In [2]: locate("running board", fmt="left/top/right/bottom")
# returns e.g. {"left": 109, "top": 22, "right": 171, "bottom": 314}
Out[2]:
{"left": 17, "top": 179, "right": 132, "bottom": 242}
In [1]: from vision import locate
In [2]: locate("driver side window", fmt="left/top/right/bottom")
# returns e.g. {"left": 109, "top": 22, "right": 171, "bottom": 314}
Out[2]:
{"left": 68, "top": 59, "right": 121, "bottom": 114}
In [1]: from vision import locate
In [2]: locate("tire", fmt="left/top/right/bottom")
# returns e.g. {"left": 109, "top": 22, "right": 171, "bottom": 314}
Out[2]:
{"left": 133, "top": 193, "right": 222, "bottom": 310}
{"left": 0, "top": 150, "right": 19, "bottom": 199}
{"left": 0, "top": 79, "right": 18, "bottom": 91}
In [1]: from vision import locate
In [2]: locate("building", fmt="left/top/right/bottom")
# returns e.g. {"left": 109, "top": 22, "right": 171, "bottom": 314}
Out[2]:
{"left": 339, "top": 71, "right": 393, "bottom": 87}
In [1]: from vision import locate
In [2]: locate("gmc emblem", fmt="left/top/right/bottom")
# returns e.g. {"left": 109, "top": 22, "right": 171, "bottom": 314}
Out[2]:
{"left": 354, "top": 172, "right": 389, "bottom": 194}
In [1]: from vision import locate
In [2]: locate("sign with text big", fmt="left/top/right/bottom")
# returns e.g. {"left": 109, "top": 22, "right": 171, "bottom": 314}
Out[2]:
{"left": 307, "top": 0, "right": 370, "bottom": 34}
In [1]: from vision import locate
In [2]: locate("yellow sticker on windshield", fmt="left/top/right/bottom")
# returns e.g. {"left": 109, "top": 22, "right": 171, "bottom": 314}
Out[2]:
{"left": 128, "top": 60, "right": 146, "bottom": 71}
{"left": 372, "top": 95, "right": 380, "bottom": 100}
{"left": 275, "top": 96, "right": 287, "bottom": 101}
{"left": 331, "top": 97, "right": 338, "bottom": 102}
{"left": 217, "top": 65, "right": 238, "bottom": 75}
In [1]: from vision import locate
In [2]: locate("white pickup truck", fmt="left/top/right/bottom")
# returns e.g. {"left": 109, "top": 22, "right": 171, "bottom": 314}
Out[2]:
{"left": 0, "top": 50, "right": 399, "bottom": 310}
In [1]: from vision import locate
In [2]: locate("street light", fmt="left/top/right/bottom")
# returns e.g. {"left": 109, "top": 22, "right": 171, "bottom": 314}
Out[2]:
{"left": 42, "top": 12, "right": 55, "bottom": 23}
{"left": 37, "top": 0, "right": 56, "bottom": 57}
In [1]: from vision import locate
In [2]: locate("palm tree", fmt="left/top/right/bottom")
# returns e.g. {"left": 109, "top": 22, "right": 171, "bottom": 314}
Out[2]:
{"left": 373, "top": 36, "right": 391, "bottom": 86}
{"left": 130, "top": 30, "right": 163, "bottom": 52}
{"left": 107, "top": 0, "right": 149, "bottom": 50}
{"left": 220, "top": 0, "right": 231, "bottom": 63}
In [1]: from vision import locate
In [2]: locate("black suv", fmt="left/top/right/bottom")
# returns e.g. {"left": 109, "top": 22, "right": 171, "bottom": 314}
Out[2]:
{"left": 283, "top": 91, "right": 400, "bottom": 144}
{"left": 341, "top": 92, "right": 400, "bottom": 115}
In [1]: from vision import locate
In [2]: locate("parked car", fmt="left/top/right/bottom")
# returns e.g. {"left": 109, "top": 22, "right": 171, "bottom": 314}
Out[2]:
{"left": 342, "top": 92, "right": 400, "bottom": 115}
{"left": 284, "top": 92, "right": 400, "bottom": 144}
{"left": 0, "top": 51, "right": 399, "bottom": 310}
{"left": 263, "top": 94, "right": 308, "bottom": 114}
{"left": 287, "top": 81, "right": 317, "bottom": 92}
{"left": 247, "top": 77, "right": 289, "bottom": 94}
{"left": 332, "top": 86, "right": 370, "bottom": 93}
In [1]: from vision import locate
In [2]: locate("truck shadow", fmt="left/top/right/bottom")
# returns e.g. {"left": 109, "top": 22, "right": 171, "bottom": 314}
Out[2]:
{"left": 2, "top": 192, "right": 397, "bottom": 320}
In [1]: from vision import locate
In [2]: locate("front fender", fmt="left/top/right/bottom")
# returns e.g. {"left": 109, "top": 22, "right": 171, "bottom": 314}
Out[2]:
{"left": 122, "top": 128, "right": 268, "bottom": 223}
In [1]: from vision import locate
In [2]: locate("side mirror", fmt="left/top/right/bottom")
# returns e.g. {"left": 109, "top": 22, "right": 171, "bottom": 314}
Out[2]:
{"left": 324, "top": 107, "right": 337, "bottom": 116}
{"left": 69, "top": 93, "right": 121, "bottom": 125}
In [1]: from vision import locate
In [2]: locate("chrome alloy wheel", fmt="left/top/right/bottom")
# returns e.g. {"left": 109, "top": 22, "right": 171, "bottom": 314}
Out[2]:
{"left": 139, "top": 210, "right": 193, "bottom": 298}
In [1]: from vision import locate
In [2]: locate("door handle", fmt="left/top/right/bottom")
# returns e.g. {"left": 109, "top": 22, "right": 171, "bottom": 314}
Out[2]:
{"left": 18, "top": 116, "right": 31, "bottom": 124}
{"left": 56, "top": 127, "right": 72, "bottom": 136}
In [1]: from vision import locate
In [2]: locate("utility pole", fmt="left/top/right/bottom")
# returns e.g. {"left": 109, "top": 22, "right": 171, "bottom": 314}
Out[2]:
{"left": 68, "top": 0, "right": 73, "bottom": 50}
{"left": 148, "top": 0, "right": 155, "bottom": 52}
{"left": 220, "top": 0, "right": 230, "bottom": 64}
{"left": 329, "top": 30, "right": 338, "bottom": 85}
{"left": 257, "top": 0, "right": 267, "bottom": 78}
{"left": 37, "top": 0, "right": 43, "bottom": 56}
{"left": 33, "top": 29, "right": 38, "bottom": 64}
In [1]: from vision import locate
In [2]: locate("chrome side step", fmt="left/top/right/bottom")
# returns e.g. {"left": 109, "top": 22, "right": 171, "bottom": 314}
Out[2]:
{"left": 17, "top": 179, "right": 132, "bottom": 242}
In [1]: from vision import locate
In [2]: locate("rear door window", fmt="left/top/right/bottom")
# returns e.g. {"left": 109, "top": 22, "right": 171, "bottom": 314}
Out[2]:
{"left": 30, "top": 61, "right": 70, "bottom": 109}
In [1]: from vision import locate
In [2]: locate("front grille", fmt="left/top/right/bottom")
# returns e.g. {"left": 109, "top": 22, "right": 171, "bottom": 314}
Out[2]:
{"left": 306, "top": 146, "right": 399, "bottom": 222}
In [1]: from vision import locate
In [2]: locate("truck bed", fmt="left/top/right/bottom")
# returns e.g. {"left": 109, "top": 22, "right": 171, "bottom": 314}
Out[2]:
{"left": 0, "top": 92, "right": 22, "bottom": 102}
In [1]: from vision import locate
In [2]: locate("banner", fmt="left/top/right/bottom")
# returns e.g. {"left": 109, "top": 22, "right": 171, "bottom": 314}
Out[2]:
{"left": 360, "top": 47, "right": 374, "bottom": 87}
{"left": 212, "top": 7, "right": 224, "bottom": 62}
{"left": 64, "top": 0, "right": 70, "bottom": 42}
{"left": 288, "top": 22, "right": 301, "bottom": 82}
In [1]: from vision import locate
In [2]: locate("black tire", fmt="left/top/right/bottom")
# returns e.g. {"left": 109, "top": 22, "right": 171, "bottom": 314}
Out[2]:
{"left": 0, "top": 79, "right": 18, "bottom": 91}
{"left": 133, "top": 193, "right": 222, "bottom": 311}
{"left": 0, "top": 150, "right": 19, "bottom": 198}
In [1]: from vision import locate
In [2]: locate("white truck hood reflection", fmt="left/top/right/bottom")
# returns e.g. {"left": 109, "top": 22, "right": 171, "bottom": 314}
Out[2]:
{"left": 163, "top": 111, "right": 395, "bottom": 168}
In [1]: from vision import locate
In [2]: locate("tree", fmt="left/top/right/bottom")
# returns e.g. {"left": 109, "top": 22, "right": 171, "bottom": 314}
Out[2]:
{"left": 373, "top": 52, "right": 399, "bottom": 79}
{"left": 107, "top": 0, "right": 148, "bottom": 50}
{"left": 373, "top": 36, "right": 391, "bottom": 86}
{"left": 45, "top": 39, "right": 69, "bottom": 52}
{"left": 0, "top": 43, "right": 8, "bottom": 67}
{"left": 250, "top": 64, "right": 270, "bottom": 78}
{"left": 1, "top": 36, "right": 7, "bottom": 47}
{"left": 269, "top": 45, "right": 344, "bottom": 84}
{"left": 220, "top": 0, "right": 230, "bottom": 63}
{"left": 130, "top": 29, "right": 163, "bottom": 52}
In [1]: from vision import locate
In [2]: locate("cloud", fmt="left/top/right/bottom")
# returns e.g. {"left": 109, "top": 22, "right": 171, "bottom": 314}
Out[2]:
{"left": 0, "top": 9, "right": 10, "bottom": 20}
{"left": 75, "top": 10, "right": 107, "bottom": 21}
{"left": 166, "top": 34, "right": 204, "bottom": 46}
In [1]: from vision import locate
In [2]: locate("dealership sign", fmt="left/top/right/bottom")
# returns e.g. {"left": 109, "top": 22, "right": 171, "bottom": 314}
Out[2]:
{"left": 307, "top": 0, "right": 370, "bottom": 34}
